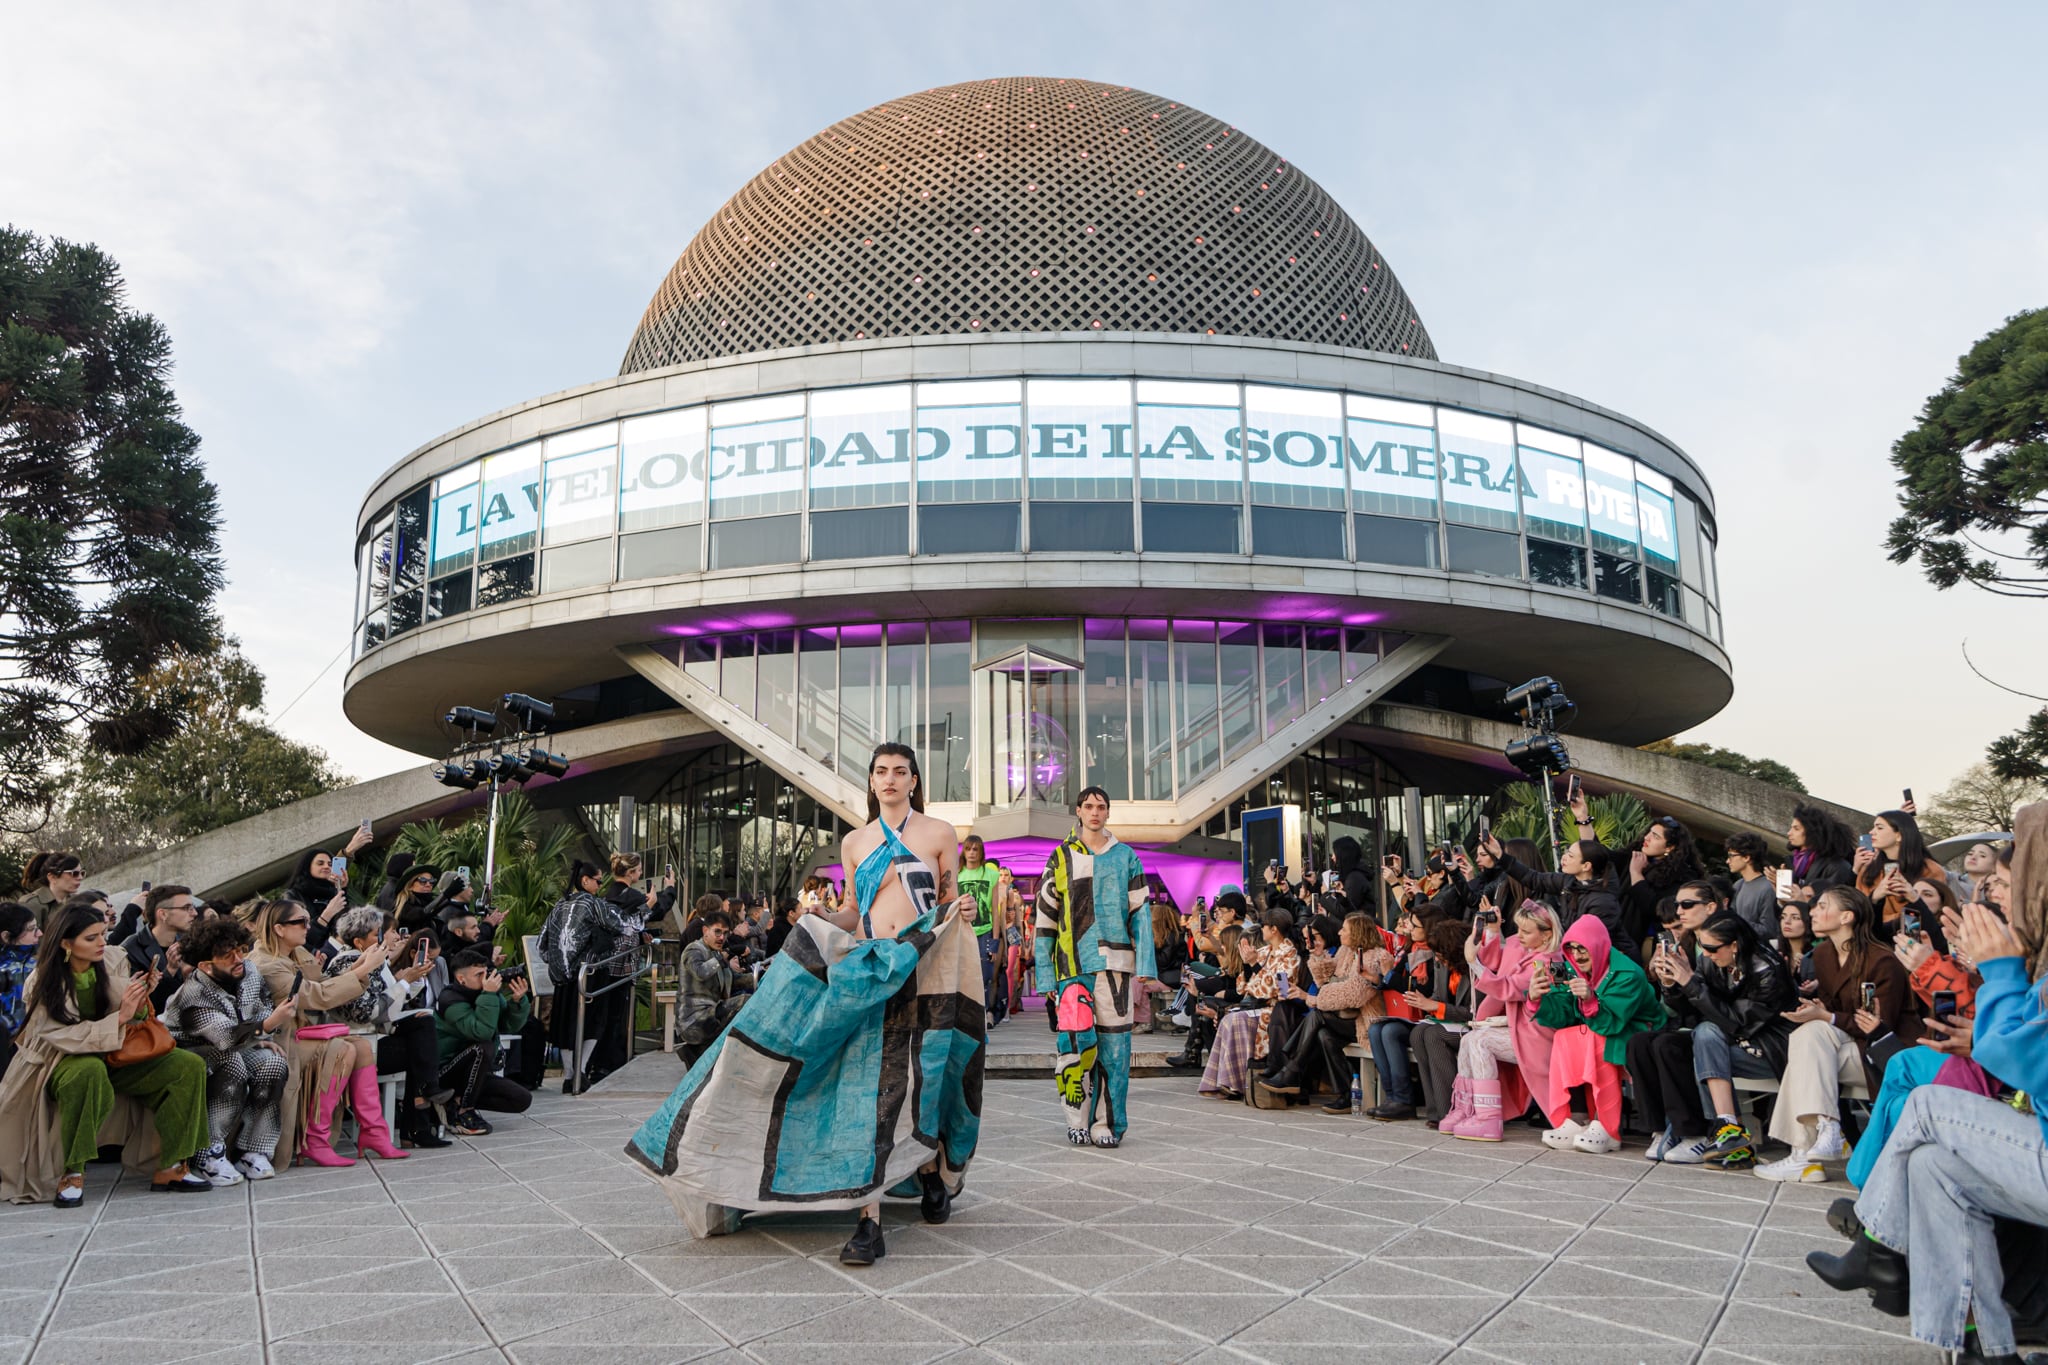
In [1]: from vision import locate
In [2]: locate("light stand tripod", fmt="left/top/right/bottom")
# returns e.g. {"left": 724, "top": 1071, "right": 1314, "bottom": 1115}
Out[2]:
{"left": 1502, "top": 677, "right": 1577, "bottom": 872}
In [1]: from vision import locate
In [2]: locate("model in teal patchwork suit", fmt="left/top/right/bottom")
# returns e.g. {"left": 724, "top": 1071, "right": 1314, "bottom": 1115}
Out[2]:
{"left": 1035, "top": 787, "right": 1154, "bottom": 1147}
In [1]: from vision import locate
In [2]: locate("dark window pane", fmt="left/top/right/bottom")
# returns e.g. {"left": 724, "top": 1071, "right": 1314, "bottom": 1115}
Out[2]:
{"left": 1030, "top": 500, "right": 1133, "bottom": 552}
{"left": 1142, "top": 502, "right": 1240, "bottom": 553}
{"left": 1250, "top": 506, "right": 1344, "bottom": 559}
{"left": 1527, "top": 538, "right": 1587, "bottom": 589}
{"left": 1354, "top": 513, "right": 1439, "bottom": 569}
{"left": 426, "top": 572, "right": 472, "bottom": 621}
{"left": 1445, "top": 525, "right": 1521, "bottom": 578}
{"left": 388, "top": 589, "right": 423, "bottom": 636}
{"left": 477, "top": 556, "right": 535, "bottom": 606}
{"left": 1593, "top": 551, "right": 1642, "bottom": 604}
{"left": 709, "top": 514, "right": 799, "bottom": 570}
{"left": 360, "top": 609, "right": 387, "bottom": 653}
{"left": 811, "top": 506, "right": 908, "bottom": 560}
{"left": 1647, "top": 567, "right": 1681, "bottom": 617}
{"left": 919, "top": 503, "right": 1019, "bottom": 555}
{"left": 618, "top": 526, "right": 700, "bottom": 580}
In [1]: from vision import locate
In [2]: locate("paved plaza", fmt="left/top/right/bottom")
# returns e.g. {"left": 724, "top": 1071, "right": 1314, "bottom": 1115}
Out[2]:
{"left": 0, "top": 1066, "right": 1935, "bottom": 1365}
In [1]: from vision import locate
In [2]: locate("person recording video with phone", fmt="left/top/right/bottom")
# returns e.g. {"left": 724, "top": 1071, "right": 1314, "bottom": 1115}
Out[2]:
{"left": 1854, "top": 809, "right": 1946, "bottom": 932}
{"left": 1477, "top": 789, "right": 1632, "bottom": 960}
{"left": 327, "top": 909, "right": 451, "bottom": 1149}
{"left": 434, "top": 949, "right": 533, "bottom": 1134}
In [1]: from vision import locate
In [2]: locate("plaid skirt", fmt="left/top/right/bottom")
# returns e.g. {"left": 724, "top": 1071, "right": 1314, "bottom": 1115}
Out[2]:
{"left": 1198, "top": 1007, "right": 1269, "bottom": 1095}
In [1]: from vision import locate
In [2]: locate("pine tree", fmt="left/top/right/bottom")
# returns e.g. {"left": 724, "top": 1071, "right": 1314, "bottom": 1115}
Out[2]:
{"left": 0, "top": 225, "right": 225, "bottom": 829}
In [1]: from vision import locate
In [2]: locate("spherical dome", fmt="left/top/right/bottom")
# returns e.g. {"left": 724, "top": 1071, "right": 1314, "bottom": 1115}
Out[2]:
{"left": 621, "top": 78, "right": 1436, "bottom": 372}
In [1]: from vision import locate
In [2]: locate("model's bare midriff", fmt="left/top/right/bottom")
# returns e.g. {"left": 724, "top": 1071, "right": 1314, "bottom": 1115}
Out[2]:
{"left": 837, "top": 810, "right": 962, "bottom": 941}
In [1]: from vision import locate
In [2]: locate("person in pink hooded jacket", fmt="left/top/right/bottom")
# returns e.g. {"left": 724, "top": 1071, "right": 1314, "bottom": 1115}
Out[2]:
{"left": 1440, "top": 899, "right": 1560, "bottom": 1141}
{"left": 1533, "top": 912, "right": 1666, "bottom": 1154}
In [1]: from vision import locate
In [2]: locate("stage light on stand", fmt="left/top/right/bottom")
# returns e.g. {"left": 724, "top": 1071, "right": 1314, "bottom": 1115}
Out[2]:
{"left": 501, "top": 692, "right": 555, "bottom": 733}
{"left": 446, "top": 705, "right": 498, "bottom": 738}
{"left": 433, "top": 762, "right": 481, "bottom": 790}
{"left": 522, "top": 749, "right": 570, "bottom": 778}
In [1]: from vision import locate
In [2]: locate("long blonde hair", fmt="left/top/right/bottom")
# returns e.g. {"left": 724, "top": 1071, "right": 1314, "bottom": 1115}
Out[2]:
{"left": 1215, "top": 924, "right": 1246, "bottom": 976}
{"left": 251, "top": 897, "right": 309, "bottom": 958}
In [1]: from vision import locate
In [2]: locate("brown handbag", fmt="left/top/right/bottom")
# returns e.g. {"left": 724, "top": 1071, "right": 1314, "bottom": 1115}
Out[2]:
{"left": 107, "top": 1004, "right": 174, "bottom": 1068}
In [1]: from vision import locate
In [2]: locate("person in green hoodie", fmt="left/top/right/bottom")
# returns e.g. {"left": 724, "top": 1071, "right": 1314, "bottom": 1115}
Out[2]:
{"left": 433, "top": 949, "right": 534, "bottom": 1136}
{"left": 1534, "top": 913, "right": 1664, "bottom": 1154}
{"left": 957, "top": 836, "right": 1003, "bottom": 1025}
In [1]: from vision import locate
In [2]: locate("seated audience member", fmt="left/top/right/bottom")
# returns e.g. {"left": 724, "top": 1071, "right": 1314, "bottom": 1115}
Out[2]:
{"left": 328, "top": 908, "right": 451, "bottom": 1149}
{"left": 677, "top": 892, "right": 723, "bottom": 948}
{"left": 1788, "top": 804, "right": 1858, "bottom": 895}
{"left": 763, "top": 897, "right": 800, "bottom": 957}
{"left": 1360, "top": 908, "right": 1445, "bottom": 1121}
{"left": 1639, "top": 911, "right": 1793, "bottom": 1168}
{"left": 1197, "top": 909, "right": 1302, "bottom": 1101}
{"left": 286, "top": 844, "right": 362, "bottom": 952}
{"left": 1265, "top": 912, "right": 1388, "bottom": 1113}
{"left": 1169, "top": 921, "right": 1246, "bottom": 1070}
{"left": 438, "top": 904, "right": 485, "bottom": 961}
{"left": 1532, "top": 915, "right": 1665, "bottom": 1153}
{"left": 1137, "top": 899, "right": 1189, "bottom": 1032}
{"left": 1482, "top": 798, "right": 1631, "bottom": 958}
{"left": 1442, "top": 899, "right": 1560, "bottom": 1141}
{"left": 435, "top": 949, "right": 534, "bottom": 1132}
{"left": 1, "top": 902, "right": 41, "bottom": 1079}
{"left": 1775, "top": 900, "right": 1816, "bottom": 987}
{"left": 0, "top": 902, "right": 213, "bottom": 1205}
{"left": 1854, "top": 809, "right": 1944, "bottom": 931}
{"left": 162, "top": 916, "right": 298, "bottom": 1185}
{"left": 1668, "top": 880, "right": 1726, "bottom": 949}
{"left": 1393, "top": 914, "right": 1477, "bottom": 1122}
{"left": 124, "top": 885, "right": 200, "bottom": 1012}
{"left": 1805, "top": 809, "right": 2046, "bottom": 1364}
{"left": 250, "top": 897, "right": 385, "bottom": 1167}
{"left": 389, "top": 863, "right": 440, "bottom": 931}
{"left": 676, "top": 908, "right": 750, "bottom": 1067}
{"left": 1757, "top": 885, "right": 1919, "bottom": 1183}
{"left": 1254, "top": 913, "right": 1339, "bottom": 1098}
{"left": 1723, "top": 832, "right": 1781, "bottom": 938}
{"left": 1946, "top": 838, "right": 2000, "bottom": 905}
{"left": 22, "top": 851, "right": 84, "bottom": 931}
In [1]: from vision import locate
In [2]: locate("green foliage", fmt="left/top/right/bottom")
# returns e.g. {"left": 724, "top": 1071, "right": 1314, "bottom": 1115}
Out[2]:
{"left": 1639, "top": 739, "right": 1806, "bottom": 793}
{"left": 0, "top": 226, "right": 226, "bottom": 830}
{"left": 58, "top": 642, "right": 345, "bottom": 857}
{"left": 1885, "top": 307, "right": 2048, "bottom": 597}
{"left": 1989, "top": 708, "right": 2048, "bottom": 784}
{"left": 391, "top": 791, "right": 585, "bottom": 967}
{"left": 1489, "top": 783, "right": 1650, "bottom": 864}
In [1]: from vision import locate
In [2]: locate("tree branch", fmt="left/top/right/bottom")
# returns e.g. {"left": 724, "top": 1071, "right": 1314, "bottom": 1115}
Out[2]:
{"left": 1963, "top": 639, "right": 2048, "bottom": 702}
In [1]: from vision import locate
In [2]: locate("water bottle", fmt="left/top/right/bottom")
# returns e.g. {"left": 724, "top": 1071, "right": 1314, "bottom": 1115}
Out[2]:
{"left": 1350, "top": 1072, "right": 1363, "bottom": 1114}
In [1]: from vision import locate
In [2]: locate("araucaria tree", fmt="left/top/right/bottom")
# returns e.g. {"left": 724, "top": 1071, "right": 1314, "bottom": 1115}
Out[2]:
{"left": 1886, "top": 307, "right": 2048, "bottom": 597}
{"left": 0, "top": 226, "right": 225, "bottom": 829}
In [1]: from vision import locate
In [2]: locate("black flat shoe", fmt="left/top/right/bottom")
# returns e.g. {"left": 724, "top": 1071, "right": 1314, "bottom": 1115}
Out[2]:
{"left": 840, "top": 1216, "right": 886, "bottom": 1266}
{"left": 1806, "top": 1235, "right": 1909, "bottom": 1316}
{"left": 1369, "top": 1102, "right": 1417, "bottom": 1121}
{"left": 918, "top": 1169, "right": 951, "bottom": 1225}
{"left": 1826, "top": 1196, "right": 1863, "bottom": 1240}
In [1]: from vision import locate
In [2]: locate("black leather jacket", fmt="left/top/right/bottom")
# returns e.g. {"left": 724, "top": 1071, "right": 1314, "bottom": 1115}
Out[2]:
{"left": 1663, "top": 946, "right": 1796, "bottom": 1072}
{"left": 1496, "top": 854, "right": 1634, "bottom": 961}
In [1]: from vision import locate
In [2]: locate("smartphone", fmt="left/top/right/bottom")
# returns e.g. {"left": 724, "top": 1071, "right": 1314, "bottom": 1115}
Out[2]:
{"left": 1860, "top": 982, "right": 1878, "bottom": 1011}
{"left": 331, "top": 855, "right": 347, "bottom": 876}
{"left": 1477, "top": 814, "right": 1491, "bottom": 841}
{"left": 1901, "top": 909, "right": 1921, "bottom": 937}
{"left": 1566, "top": 774, "right": 1582, "bottom": 803}
{"left": 1476, "top": 909, "right": 1499, "bottom": 926}
{"left": 1931, "top": 989, "right": 1958, "bottom": 1025}
{"left": 1656, "top": 930, "right": 1679, "bottom": 957}
{"left": 1884, "top": 861, "right": 1900, "bottom": 878}
{"left": 456, "top": 866, "right": 471, "bottom": 886}
{"left": 358, "top": 818, "right": 374, "bottom": 840}
{"left": 1902, "top": 788, "right": 1913, "bottom": 807}
{"left": 1858, "top": 833, "right": 1875, "bottom": 853}
{"left": 1275, "top": 970, "right": 1290, "bottom": 998}
{"left": 665, "top": 863, "right": 676, "bottom": 881}
{"left": 1773, "top": 868, "right": 1795, "bottom": 900}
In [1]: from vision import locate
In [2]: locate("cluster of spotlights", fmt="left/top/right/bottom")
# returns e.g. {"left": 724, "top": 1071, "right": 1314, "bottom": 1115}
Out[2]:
{"left": 1501, "top": 676, "right": 1575, "bottom": 779}
{"left": 433, "top": 693, "right": 567, "bottom": 790}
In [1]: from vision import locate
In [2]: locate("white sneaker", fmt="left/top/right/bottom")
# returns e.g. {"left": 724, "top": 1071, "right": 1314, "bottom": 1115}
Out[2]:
{"left": 1170, "top": 1011, "right": 1192, "bottom": 1029}
{"left": 1573, "top": 1121, "right": 1621, "bottom": 1154}
{"left": 1541, "top": 1119, "right": 1584, "bottom": 1150}
{"left": 1805, "top": 1120, "right": 1848, "bottom": 1163}
{"left": 1661, "top": 1136, "right": 1713, "bottom": 1165}
{"left": 194, "top": 1150, "right": 243, "bottom": 1187}
{"left": 1755, "top": 1149, "right": 1830, "bottom": 1184}
{"left": 1645, "top": 1128, "right": 1676, "bottom": 1161}
{"left": 234, "top": 1153, "right": 275, "bottom": 1181}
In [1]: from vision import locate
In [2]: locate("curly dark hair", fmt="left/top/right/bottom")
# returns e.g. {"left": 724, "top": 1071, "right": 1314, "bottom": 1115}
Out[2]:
{"left": 1641, "top": 816, "right": 1706, "bottom": 890}
{"left": 181, "top": 916, "right": 255, "bottom": 965}
{"left": 1790, "top": 804, "right": 1856, "bottom": 863}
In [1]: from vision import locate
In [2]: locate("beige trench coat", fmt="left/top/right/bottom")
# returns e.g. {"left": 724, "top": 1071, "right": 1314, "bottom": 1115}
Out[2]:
{"left": 0, "top": 952, "right": 163, "bottom": 1204}
{"left": 250, "top": 948, "right": 367, "bottom": 1161}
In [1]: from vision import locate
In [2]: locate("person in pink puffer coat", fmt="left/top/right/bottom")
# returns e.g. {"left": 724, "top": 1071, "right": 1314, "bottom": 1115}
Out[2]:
{"left": 1440, "top": 899, "right": 1561, "bottom": 1141}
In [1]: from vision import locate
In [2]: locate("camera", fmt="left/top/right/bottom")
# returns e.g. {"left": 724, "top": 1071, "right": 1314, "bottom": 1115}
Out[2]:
{"left": 1476, "top": 909, "right": 1499, "bottom": 926}
{"left": 499, "top": 963, "right": 528, "bottom": 983}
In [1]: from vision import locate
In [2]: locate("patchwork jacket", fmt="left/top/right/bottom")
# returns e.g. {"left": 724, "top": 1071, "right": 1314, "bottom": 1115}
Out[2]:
{"left": 1034, "top": 833, "right": 1156, "bottom": 992}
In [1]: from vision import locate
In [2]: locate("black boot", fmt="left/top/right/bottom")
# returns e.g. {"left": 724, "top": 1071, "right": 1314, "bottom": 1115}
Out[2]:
{"left": 840, "top": 1215, "right": 886, "bottom": 1266}
{"left": 1261, "top": 1062, "right": 1304, "bottom": 1095}
{"left": 918, "top": 1168, "right": 951, "bottom": 1225}
{"left": 1806, "top": 1234, "right": 1909, "bottom": 1316}
{"left": 1164, "top": 1027, "right": 1204, "bottom": 1069}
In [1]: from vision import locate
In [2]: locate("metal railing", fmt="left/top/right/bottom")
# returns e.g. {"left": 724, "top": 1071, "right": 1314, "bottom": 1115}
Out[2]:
{"left": 570, "top": 942, "right": 654, "bottom": 1092}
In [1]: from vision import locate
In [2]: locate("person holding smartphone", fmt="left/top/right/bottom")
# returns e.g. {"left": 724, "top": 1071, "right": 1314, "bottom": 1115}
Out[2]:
{"left": 1757, "top": 885, "right": 1920, "bottom": 1183}
{"left": 1853, "top": 809, "right": 1945, "bottom": 931}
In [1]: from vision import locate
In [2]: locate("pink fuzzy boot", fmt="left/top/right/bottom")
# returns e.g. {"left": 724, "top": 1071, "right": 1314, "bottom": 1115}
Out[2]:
{"left": 1452, "top": 1077, "right": 1504, "bottom": 1142}
{"left": 1437, "top": 1077, "right": 1478, "bottom": 1135}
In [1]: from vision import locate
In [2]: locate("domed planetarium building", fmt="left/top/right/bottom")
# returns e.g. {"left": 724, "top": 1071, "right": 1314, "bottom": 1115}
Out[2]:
{"left": 169, "top": 78, "right": 1789, "bottom": 905}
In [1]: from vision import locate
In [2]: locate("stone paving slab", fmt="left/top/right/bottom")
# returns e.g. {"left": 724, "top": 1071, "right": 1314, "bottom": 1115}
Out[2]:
{"left": 0, "top": 1076, "right": 1938, "bottom": 1364}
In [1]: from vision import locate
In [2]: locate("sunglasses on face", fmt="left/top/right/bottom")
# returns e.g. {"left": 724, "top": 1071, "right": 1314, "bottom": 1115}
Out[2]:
{"left": 1674, "top": 898, "right": 1709, "bottom": 910}
{"left": 279, "top": 917, "right": 311, "bottom": 928}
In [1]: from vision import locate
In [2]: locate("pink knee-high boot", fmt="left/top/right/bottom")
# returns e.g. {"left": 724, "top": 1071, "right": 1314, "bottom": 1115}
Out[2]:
{"left": 348, "top": 1066, "right": 408, "bottom": 1160}
{"left": 300, "top": 1077, "right": 357, "bottom": 1167}
{"left": 1452, "top": 1077, "right": 1504, "bottom": 1142}
{"left": 1437, "top": 1077, "right": 1478, "bottom": 1136}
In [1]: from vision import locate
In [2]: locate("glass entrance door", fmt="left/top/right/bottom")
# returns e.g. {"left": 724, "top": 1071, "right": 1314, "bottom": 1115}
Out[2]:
{"left": 973, "top": 646, "right": 1080, "bottom": 813}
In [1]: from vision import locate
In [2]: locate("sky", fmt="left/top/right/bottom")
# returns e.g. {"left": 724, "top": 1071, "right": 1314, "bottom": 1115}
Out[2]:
{"left": 8, "top": 2, "right": 2046, "bottom": 817}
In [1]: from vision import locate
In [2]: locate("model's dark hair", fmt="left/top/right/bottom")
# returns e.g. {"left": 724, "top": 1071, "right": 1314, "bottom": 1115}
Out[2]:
{"left": 30, "top": 903, "right": 111, "bottom": 1028}
{"left": 865, "top": 742, "right": 925, "bottom": 821}
{"left": 1790, "top": 804, "right": 1855, "bottom": 862}
{"left": 1075, "top": 785, "right": 1110, "bottom": 811}
{"left": 182, "top": 916, "right": 254, "bottom": 964}
{"left": 0, "top": 901, "right": 33, "bottom": 944}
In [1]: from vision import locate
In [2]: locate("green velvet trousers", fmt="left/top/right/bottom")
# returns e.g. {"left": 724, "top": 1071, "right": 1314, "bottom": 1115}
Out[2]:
{"left": 49, "top": 1048, "right": 209, "bottom": 1171}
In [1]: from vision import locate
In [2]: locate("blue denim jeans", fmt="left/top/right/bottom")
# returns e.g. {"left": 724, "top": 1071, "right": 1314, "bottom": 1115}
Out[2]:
{"left": 1689, "top": 1020, "right": 1777, "bottom": 1118}
{"left": 1368, "top": 1017, "right": 1415, "bottom": 1105}
{"left": 1857, "top": 1084, "right": 2048, "bottom": 1355}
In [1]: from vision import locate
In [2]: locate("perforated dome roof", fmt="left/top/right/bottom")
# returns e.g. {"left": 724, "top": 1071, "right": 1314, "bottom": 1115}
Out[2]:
{"left": 620, "top": 78, "right": 1436, "bottom": 372}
